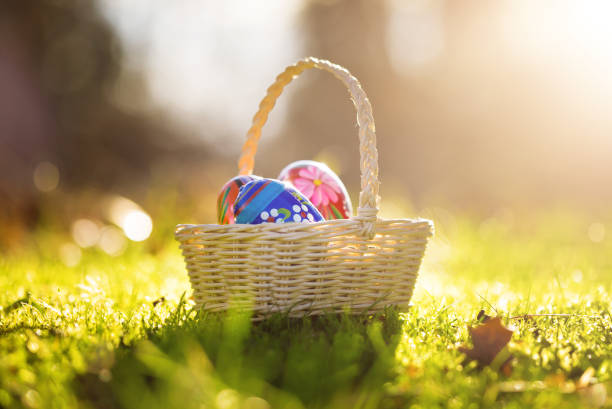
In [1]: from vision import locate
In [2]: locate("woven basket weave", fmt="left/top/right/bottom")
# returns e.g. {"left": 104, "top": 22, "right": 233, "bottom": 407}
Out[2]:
{"left": 175, "top": 57, "right": 433, "bottom": 319}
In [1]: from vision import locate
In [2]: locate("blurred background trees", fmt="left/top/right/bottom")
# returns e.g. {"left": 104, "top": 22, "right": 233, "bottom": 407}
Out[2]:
{"left": 0, "top": 0, "right": 212, "bottom": 247}
{"left": 2, "top": 0, "right": 612, "bottom": 248}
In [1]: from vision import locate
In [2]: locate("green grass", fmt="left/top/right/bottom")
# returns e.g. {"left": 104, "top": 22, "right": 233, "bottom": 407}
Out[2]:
{"left": 1, "top": 210, "right": 611, "bottom": 408}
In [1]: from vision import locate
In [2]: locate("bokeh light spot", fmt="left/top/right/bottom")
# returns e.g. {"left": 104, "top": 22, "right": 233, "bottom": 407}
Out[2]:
{"left": 216, "top": 389, "right": 240, "bottom": 409}
{"left": 59, "top": 242, "right": 82, "bottom": 267}
{"left": 72, "top": 219, "right": 100, "bottom": 248}
{"left": 122, "top": 210, "right": 153, "bottom": 241}
{"left": 107, "top": 196, "right": 140, "bottom": 226}
{"left": 243, "top": 396, "right": 271, "bottom": 409}
{"left": 33, "top": 162, "right": 60, "bottom": 192}
{"left": 98, "top": 226, "right": 127, "bottom": 256}
{"left": 105, "top": 195, "right": 153, "bottom": 242}
{"left": 588, "top": 222, "right": 605, "bottom": 243}
{"left": 21, "top": 389, "right": 41, "bottom": 409}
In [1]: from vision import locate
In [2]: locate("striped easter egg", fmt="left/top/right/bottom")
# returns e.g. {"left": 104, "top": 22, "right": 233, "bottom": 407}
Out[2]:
{"left": 217, "top": 175, "right": 260, "bottom": 224}
{"left": 233, "top": 179, "right": 324, "bottom": 224}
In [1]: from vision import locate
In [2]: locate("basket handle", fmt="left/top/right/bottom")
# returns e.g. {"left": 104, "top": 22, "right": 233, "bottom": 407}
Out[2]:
{"left": 237, "top": 57, "right": 380, "bottom": 234}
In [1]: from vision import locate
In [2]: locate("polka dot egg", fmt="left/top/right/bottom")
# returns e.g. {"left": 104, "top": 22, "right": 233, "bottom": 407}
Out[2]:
{"left": 259, "top": 203, "right": 317, "bottom": 224}
{"left": 233, "top": 178, "right": 324, "bottom": 225}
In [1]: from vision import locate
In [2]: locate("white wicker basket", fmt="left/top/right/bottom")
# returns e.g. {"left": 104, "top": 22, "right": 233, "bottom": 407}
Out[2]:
{"left": 176, "top": 57, "right": 433, "bottom": 320}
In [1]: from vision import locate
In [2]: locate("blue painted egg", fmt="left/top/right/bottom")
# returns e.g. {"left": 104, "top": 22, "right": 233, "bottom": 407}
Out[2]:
{"left": 233, "top": 179, "right": 324, "bottom": 224}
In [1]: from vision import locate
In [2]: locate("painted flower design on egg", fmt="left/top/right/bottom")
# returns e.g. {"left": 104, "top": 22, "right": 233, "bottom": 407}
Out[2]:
{"left": 292, "top": 166, "right": 340, "bottom": 208}
{"left": 278, "top": 160, "right": 353, "bottom": 220}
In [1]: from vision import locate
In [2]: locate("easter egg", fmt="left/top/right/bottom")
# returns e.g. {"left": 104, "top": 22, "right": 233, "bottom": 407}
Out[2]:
{"left": 217, "top": 175, "right": 260, "bottom": 224}
{"left": 278, "top": 160, "right": 352, "bottom": 220}
{"left": 233, "top": 178, "right": 324, "bottom": 224}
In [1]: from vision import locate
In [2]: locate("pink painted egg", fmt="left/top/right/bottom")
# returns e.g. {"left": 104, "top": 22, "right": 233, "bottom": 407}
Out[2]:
{"left": 217, "top": 175, "right": 260, "bottom": 224}
{"left": 278, "top": 160, "right": 352, "bottom": 220}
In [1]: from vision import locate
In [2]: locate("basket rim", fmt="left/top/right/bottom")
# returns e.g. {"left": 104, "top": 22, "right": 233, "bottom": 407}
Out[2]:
{"left": 175, "top": 217, "right": 434, "bottom": 236}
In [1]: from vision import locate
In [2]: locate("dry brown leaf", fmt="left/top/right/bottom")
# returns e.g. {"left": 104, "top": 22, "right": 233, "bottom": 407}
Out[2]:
{"left": 500, "top": 358, "right": 513, "bottom": 377}
{"left": 477, "top": 309, "right": 493, "bottom": 323}
{"left": 459, "top": 317, "right": 514, "bottom": 369}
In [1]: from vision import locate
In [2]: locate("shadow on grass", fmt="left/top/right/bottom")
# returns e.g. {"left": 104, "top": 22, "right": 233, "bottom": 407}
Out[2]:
{"left": 76, "top": 301, "right": 404, "bottom": 409}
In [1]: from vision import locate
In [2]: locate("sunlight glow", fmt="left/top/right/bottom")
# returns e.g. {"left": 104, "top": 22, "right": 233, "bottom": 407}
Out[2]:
{"left": 386, "top": 0, "right": 445, "bottom": 73}
{"left": 98, "top": 0, "right": 302, "bottom": 143}
{"left": 502, "top": 0, "right": 612, "bottom": 81}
